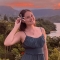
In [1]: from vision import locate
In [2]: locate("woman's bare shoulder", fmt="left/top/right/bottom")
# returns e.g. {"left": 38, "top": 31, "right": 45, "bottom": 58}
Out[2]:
{"left": 40, "top": 27, "right": 45, "bottom": 31}
{"left": 36, "top": 26, "right": 45, "bottom": 30}
{"left": 16, "top": 31, "right": 24, "bottom": 36}
{"left": 17, "top": 31, "right": 26, "bottom": 43}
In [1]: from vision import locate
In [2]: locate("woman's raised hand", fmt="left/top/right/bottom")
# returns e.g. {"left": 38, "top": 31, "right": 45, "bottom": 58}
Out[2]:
{"left": 14, "top": 16, "right": 22, "bottom": 29}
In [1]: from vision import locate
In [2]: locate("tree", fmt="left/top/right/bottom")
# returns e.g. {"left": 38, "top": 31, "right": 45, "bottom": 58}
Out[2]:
{"left": 49, "top": 48, "right": 59, "bottom": 60}
{"left": 4, "top": 15, "right": 8, "bottom": 21}
{"left": 9, "top": 17, "right": 15, "bottom": 22}
{"left": 36, "top": 18, "right": 56, "bottom": 34}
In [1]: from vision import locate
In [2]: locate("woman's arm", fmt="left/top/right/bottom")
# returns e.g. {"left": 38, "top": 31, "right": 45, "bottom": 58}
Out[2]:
{"left": 41, "top": 27, "right": 48, "bottom": 60}
{"left": 4, "top": 17, "right": 22, "bottom": 46}
{"left": 4, "top": 27, "right": 21, "bottom": 46}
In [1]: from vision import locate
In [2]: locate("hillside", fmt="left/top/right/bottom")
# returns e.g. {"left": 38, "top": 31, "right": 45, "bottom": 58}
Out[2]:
{"left": 42, "top": 15, "right": 60, "bottom": 23}
{"left": 0, "top": 6, "right": 19, "bottom": 17}
{"left": 0, "top": 6, "right": 60, "bottom": 22}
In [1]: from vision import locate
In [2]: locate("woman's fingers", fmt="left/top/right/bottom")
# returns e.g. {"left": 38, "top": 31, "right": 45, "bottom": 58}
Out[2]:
{"left": 16, "top": 17, "right": 21, "bottom": 24}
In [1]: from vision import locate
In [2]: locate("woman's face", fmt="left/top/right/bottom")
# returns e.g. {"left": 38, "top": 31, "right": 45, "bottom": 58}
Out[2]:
{"left": 24, "top": 11, "right": 36, "bottom": 25}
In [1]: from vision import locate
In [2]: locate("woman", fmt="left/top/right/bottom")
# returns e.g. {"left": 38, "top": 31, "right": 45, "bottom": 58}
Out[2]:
{"left": 4, "top": 9, "right": 48, "bottom": 60}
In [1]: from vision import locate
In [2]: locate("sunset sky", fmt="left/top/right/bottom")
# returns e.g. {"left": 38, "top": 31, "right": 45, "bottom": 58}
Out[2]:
{"left": 0, "top": 0, "right": 60, "bottom": 10}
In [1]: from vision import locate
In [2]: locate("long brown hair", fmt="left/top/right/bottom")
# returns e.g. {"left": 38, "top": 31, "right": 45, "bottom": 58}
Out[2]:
{"left": 19, "top": 9, "right": 31, "bottom": 31}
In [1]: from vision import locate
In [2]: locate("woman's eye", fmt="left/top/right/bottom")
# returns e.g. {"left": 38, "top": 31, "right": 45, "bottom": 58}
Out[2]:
{"left": 31, "top": 15, "right": 33, "bottom": 17}
{"left": 27, "top": 16, "right": 30, "bottom": 19}
{"left": 26, "top": 15, "right": 34, "bottom": 19}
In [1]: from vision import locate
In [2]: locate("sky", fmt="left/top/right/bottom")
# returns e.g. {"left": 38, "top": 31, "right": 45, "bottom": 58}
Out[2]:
{"left": 0, "top": 0, "right": 60, "bottom": 10}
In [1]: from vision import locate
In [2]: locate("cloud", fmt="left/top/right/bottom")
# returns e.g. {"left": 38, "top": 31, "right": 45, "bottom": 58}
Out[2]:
{"left": 5, "top": 2, "right": 41, "bottom": 8}
{"left": 53, "top": 3, "right": 60, "bottom": 9}
{"left": 0, "top": 0, "right": 60, "bottom": 9}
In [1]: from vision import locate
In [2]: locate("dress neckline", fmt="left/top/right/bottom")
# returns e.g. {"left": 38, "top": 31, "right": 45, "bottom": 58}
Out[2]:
{"left": 22, "top": 34, "right": 44, "bottom": 44}
{"left": 26, "top": 34, "right": 43, "bottom": 39}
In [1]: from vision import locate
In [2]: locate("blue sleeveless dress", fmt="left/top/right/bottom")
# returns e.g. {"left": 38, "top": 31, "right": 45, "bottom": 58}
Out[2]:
{"left": 21, "top": 31, "right": 45, "bottom": 60}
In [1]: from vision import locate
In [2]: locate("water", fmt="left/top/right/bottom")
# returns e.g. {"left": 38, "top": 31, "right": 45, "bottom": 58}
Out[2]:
{"left": 48, "top": 23, "right": 60, "bottom": 37}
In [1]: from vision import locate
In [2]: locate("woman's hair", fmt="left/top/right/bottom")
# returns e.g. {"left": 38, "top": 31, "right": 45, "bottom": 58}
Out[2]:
{"left": 19, "top": 9, "right": 31, "bottom": 31}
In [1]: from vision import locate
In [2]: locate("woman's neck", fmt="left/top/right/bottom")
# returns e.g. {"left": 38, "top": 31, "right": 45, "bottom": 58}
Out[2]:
{"left": 26, "top": 25, "right": 35, "bottom": 31}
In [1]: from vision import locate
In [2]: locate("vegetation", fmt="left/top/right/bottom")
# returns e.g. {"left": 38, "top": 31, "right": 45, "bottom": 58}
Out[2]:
{"left": 36, "top": 18, "right": 56, "bottom": 34}
{"left": 0, "top": 18, "right": 59, "bottom": 60}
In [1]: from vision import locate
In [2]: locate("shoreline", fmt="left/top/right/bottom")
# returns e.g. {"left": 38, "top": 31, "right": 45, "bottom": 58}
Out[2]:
{"left": 47, "top": 23, "right": 60, "bottom": 37}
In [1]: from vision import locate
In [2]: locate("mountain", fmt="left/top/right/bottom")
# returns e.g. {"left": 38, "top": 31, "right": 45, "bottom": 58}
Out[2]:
{"left": 32, "top": 9, "right": 60, "bottom": 18}
{"left": 0, "top": 6, "right": 19, "bottom": 17}
{"left": 41, "top": 15, "right": 60, "bottom": 23}
{"left": 0, "top": 6, "right": 60, "bottom": 17}
{"left": 0, "top": 6, "right": 60, "bottom": 22}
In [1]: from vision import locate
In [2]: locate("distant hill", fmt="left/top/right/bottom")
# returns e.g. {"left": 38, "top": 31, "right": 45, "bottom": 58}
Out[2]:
{"left": 32, "top": 9, "right": 60, "bottom": 18}
{"left": 0, "top": 6, "right": 60, "bottom": 22}
{"left": 41, "top": 15, "right": 60, "bottom": 23}
{"left": 0, "top": 6, "right": 19, "bottom": 17}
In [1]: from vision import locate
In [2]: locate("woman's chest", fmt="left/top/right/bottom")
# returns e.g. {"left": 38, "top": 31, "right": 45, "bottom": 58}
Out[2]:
{"left": 22, "top": 35, "right": 45, "bottom": 48}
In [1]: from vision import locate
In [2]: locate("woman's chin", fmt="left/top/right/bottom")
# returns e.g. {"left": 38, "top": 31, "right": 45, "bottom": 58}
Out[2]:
{"left": 27, "top": 23, "right": 35, "bottom": 25}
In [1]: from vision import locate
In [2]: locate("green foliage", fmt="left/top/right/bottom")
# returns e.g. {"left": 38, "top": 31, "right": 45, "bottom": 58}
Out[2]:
{"left": 36, "top": 18, "right": 56, "bottom": 34}
{"left": 49, "top": 48, "right": 59, "bottom": 60}
{"left": 0, "top": 19, "right": 58, "bottom": 60}
{"left": 4, "top": 15, "right": 8, "bottom": 21}
{"left": 0, "top": 58, "right": 9, "bottom": 60}
{"left": 47, "top": 36, "right": 60, "bottom": 60}
{"left": 0, "top": 23, "right": 6, "bottom": 34}
{"left": 15, "top": 54, "right": 21, "bottom": 60}
{"left": 0, "top": 34, "right": 4, "bottom": 46}
{"left": 0, "top": 21, "right": 14, "bottom": 36}
{"left": 11, "top": 48, "right": 19, "bottom": 55}
{"left": 47, "top": 36, "right": 60, "bottom": 49}
{"left": 0, "top": 21, "right": 15, "bottom": 59}
{"left": 9, "top": 17, "right": 15, "bottom": 22}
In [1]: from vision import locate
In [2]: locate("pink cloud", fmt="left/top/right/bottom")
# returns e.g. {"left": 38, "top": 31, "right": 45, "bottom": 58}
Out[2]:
{"left": 53, "top": 3, "right": 60, "bottom": 9}
{"left": 6, "top": 2, "right": 41, "bottom": 8}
